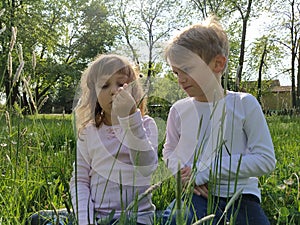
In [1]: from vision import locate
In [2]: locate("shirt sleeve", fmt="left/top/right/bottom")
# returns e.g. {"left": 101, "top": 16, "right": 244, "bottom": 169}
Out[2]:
{"left": 70, "top": 134, "right": 95, "bottom": 225}
{"left": 196, "top": 94, "right": 276, "bottom": 185}
{"left": 118, "top": 110, "right": 158, "bottom": 177}
{"left": 162, "top": 106, "right": 183, "bottom": 174}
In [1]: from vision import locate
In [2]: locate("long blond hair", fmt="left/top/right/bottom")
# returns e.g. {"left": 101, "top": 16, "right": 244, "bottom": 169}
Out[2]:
{"left": 74, "top": 54, "right": 146, "bottom": 134}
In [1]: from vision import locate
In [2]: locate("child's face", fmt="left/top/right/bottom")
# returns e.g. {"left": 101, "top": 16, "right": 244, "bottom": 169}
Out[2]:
{"left": 170, "top": 54, "right": 224, "bottom": 102}
{"left": 96, "top": 72, "right": 131, "bottom": 117}
{"left": 172, "top": 66, "right": 207, "bottom": 101}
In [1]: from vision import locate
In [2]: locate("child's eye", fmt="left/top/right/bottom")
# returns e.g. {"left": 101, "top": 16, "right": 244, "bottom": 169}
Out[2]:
{"left": 181, "top": 67, "right": 190, "bottom": 73}
{"left": 101, "top": 84, "right": 108, "bottom": 89}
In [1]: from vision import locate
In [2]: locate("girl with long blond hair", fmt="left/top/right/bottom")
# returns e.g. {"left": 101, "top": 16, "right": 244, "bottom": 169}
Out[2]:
{"left": 70, "top": 54, "right": 158, "bottom": 225}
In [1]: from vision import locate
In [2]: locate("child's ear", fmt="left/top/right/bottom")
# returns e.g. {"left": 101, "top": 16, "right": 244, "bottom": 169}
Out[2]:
{"left": 211, "top": 55, "right": 227, "bottom": 73}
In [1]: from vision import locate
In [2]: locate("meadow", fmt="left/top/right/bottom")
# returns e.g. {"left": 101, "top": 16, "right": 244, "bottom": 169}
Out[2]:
{"left": 0, "top": 111, "right": 299, "bottom": 225}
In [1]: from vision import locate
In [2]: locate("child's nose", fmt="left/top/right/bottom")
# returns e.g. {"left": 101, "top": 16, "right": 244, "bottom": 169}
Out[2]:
{"left": 110, "top": 85, "right": 119, "bottom": 95}
{"left": 178, "top": 73, "right": 187, "bottom": 83}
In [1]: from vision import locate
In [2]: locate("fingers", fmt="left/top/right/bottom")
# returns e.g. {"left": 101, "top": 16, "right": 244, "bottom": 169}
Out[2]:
{"left": 180, "top": 166, "right": 192, "bottom": 186}
{"left": 115, "top": 83, "right": 134, "bottom": 101}
{"left": 179, "top": 166, "right": 209, "bottom": 199}
{"left": 193, "top": 184, "right": 209, "bottom": 199}
{"left": 181, "top": 166, "right": 191, "bottom": 176}
{"left": 112, "top": 83, "right": 137, "bottom": 117}
{"left": 113, "top": 83, "right": 129, "bottom": 102}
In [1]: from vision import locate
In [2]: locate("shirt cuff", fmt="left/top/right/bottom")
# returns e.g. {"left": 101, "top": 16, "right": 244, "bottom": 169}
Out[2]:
{"left": 118, "top": 110, "right": 142, "bottom": 128}
{"left": 195, "top": 167, "right": 210, "bottom": 185}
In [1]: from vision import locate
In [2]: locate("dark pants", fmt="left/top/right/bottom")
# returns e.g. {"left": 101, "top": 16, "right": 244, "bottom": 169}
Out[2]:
{"left": 26, "top": 209, "right": 73, "bottom": 225}
{"left": 26, "top": 209, "right": 146, "bottom": 225}
{"left": 161, "top": 194, "right": 270, "bottom": 225}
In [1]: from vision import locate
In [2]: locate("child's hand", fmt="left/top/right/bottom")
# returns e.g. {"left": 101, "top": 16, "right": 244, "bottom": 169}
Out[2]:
{"left": 194, "top": 183, "right": 209, "bottom": 198}
{"left": 112, "top": 83, "right": 137, "bottom": 118}
{"left": 181, "top": 166, "right": 192, "bottom": 188}
{"left": 181, "top": 166, "right": 209, "bottom": 198}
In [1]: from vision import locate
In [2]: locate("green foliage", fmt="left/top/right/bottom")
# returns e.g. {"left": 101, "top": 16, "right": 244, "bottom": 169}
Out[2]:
{"left": 0, "top": 112, "right": 74, "bottom": 224}
{"left": 75, "top": 1, "right": 118, "bottom": 62}
{"left": 0, "top": 0, "right": 119, "bottom": 113}
{"left": 0, "top": 111, "right": 299, "bottom": 224}
{"left": 260, "top": 116, "right": 300, "bottom": 224}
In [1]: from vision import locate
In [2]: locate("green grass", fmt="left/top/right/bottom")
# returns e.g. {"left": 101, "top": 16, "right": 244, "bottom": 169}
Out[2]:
{"left": 0, "top": 111, "right": 74, "bottom": 224}
{"left": 0, "top": 111, "right": 299, "bottom": 224}
{"left": 260, "top": 116, "right": 300, "bottom": 224}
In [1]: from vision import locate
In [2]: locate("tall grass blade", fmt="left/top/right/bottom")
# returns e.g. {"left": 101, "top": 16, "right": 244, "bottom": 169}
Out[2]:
{"left": 192, "top": 214, "right": 215, "bottom": 225}
{"left": 215, "top": 188, "right": 243, "bottom": 225}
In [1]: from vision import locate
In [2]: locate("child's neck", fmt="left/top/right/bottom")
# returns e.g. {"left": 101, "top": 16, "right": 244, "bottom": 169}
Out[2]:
{"left": 102, "top": 114, "right": 112, "bottom": 126}
{"left": 194, "top": 87, "right": 225, "bottom": 102}
{"left": 103, "top": 114, "right": 120, "bottom": 126}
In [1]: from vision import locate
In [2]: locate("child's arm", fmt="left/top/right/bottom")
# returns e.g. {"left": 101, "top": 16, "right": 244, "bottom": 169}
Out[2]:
{"left": 70, "top": 136, "right": 94, "bottom": 225}
{"left": 162, "top": 106, "right": 185, "bottom": 174}
{"left": 223, "top": 95, "right": 276, "bottom": 177}
{"left": 118, "top": 111, "right": 158, "bottom": 177}
{"left": 112, "top": 83, "right": 158, "bottom": 176}
{"left": 196, "top": 94, "right": 276, "bottom": 185}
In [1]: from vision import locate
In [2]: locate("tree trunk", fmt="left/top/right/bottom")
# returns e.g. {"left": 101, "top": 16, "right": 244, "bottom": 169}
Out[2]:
{"left": 235, "top": 0, "right": 252, "bottom": 91}
{"left": 257, "top": 42, "right": 267, "bottom": 105}
{"left": 290, "top": 0, "right": 296, "bottom": 108}
{"left": 297, "top": 39, "right": 300, "bottom": 109}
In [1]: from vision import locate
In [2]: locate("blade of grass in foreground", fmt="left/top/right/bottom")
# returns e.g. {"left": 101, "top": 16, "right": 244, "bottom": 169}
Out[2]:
{"left": 215, "top": 188, "right": 243, "bottom": 225}
{"left": 192, "top": 214, "right": 215, "bottom": 225}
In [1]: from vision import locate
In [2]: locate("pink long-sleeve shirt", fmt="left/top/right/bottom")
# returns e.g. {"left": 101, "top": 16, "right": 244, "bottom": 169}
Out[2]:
{"left": 163, "top": 91, "right": 276, "bottom": 201}
{"left": 70, "top": 111, "right": 158, "bottom": 225}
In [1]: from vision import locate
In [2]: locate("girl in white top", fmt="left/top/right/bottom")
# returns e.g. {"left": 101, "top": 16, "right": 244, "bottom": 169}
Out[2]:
{"left": 161, "top": 16, "right": 276, "bottom": 225}
{"left": 70, "top": 54, "right": 158, "bottom": 225}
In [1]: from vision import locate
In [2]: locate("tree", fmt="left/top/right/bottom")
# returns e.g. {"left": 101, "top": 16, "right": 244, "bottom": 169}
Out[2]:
{"left": 256, "top": 39, "right": 267, "bottom": 104}
{"left": 106, "top": 0, "right": 183, "bottom": 79}
{"left": 190, "top": 0, "right": 225, "bottom": 18}
{"left": 0, "top": 0, "right": 119, "bottom": 113}
{"left": 106, "top": 0, "right": 140, "bottom": 65}
{"left": 245, "top": 35, "right": 284, "bottom": 104}
{"left": 270, "top": 0, "right": 300, "bottom": 108}
{"left": 231, "top": 0, "right": 254, "bottom": 91}
{"left": 298, "top": 39, "right": 300, "bottom": 107}
{"left": 0, "top": 0, "right": 23, "bottom": 110}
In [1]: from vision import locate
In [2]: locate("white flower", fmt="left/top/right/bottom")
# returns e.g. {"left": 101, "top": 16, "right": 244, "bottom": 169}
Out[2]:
{"left": 0, "top": 143, "right": 7, "bottom": 147}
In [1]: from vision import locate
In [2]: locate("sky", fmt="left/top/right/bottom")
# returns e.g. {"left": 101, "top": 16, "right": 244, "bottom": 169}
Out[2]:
{"left": 246, "top": 14, "right": 292, "bottom": 86}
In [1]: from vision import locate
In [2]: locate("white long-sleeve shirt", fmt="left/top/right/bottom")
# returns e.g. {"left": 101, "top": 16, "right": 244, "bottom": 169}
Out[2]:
{"left": 163, "top": 91, "right": 276, "bottom": 201}
{"left": 70, "top": 111, "right": 158, "bottom": 225}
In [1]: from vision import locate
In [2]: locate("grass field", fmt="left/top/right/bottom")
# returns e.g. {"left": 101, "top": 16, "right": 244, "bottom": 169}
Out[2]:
{"left": 0, "top": 111, "right": 299, "bottom": 224}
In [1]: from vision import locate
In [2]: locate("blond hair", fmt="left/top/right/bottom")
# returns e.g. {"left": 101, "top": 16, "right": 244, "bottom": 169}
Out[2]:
{"left": 74, "top": 54, "right": 146, "bottom": 134}
{"left": 165, "top": 16, "right": 229, "bottom": 73}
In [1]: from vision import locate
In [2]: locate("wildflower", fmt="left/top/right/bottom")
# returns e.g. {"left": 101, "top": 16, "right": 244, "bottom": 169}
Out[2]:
{"left": 0, "top": 23, "right": 6, "bottom": 35}
{"left": 32, "top": 50, "right": 36, "bottom": 70}
{"left": 9, "top": 27, "right": 17, "bottom": 52}
{"left": 0, "top": 8, "right": 5, "bottom": 17}
{"left": 0, "top": 143, "right": 7, "bottom": 147}
{"left": 38, "top": 95, "right": 49, "bottom": 112}
{"left": 283, "top": 179, "right": 294, "bottom": 185}
{"left": 7, "top": 52, "right": 12, "bottom": 78}
{"left": 12, "top": 61, "right": 24, "bottom": 86}
{"left": 18, "top": 43, "right": 23, "bottom": 63}
{"left": 21, "top": 127, "right": 27, "bottom": 136}
{"left": 277, "top": 184, "right": 286, "bottom": 190}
